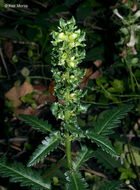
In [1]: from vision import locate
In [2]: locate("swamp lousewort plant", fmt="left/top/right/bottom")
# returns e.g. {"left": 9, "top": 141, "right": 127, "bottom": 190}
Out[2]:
{"left": 51, "top": 17, "right": 88, "bottom": 134}
{"left": 0, "top": 17, "right": 134, "bottom": 190}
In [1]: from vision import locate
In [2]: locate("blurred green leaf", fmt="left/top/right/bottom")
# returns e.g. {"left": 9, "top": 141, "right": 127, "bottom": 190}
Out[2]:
{"left": 76, "top": 3, "right": 92, "bottom": 21}
{"left": 0, "top": 29, "right": 20, "bottom": 39}
{"left": 65, "top": 0, "right": 78, "bottom": 7}
{"left": 86, "top": 45, "right": 104, "bottom": 61}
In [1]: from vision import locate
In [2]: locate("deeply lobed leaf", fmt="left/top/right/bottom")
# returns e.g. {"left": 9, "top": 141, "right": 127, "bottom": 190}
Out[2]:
{"left": 28, "top": 132, "right": 61, "bottom": 167}
{"left": 93, "top": 104, "right": 133, "bottom": 136}
{"left": 19, "top": 114, "right": 53, "bottom": 134}
{"left": 0, "top": 157, "right": 51, "bottom": 190}
{"left": 94, "top": 149, "right": 122, "bottom": 170}
{"left": 85, "top": 132, "right": 119, "bottom": 158}
{"left": 65, "top": 170, "right": 88, "bottom": 190}
{"left": 73, "top": 145, "right": 94, "bottom": 170}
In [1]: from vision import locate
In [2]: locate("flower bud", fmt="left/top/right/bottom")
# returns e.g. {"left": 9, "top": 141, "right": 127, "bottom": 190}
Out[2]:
{"left": 58, "top": 32, "right": 66, "bottom": 40}
{"left": 69, "top": 33, "right": 78, "bottom": 40}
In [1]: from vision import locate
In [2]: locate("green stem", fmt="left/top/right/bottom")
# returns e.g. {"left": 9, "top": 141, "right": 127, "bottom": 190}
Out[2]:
{"left": 65, "top": 132, "right": 72, "bottom": 169}
{"left": 128, "top": 65, "right": 135, "bottom": 92}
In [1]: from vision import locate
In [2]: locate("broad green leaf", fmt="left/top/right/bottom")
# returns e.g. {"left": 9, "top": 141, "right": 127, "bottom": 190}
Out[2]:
{"left": 65, "top": 170, "right": 88, "bottom": 190}
{"left": 28, "top": 132, "right": 61, "bottom": 167}
{"left": 85, "top": 132, "right": 118, "bottom": 158}
{"left": 73, "top": 145, "right": 94, "bottom": 170}
{"left": 93, "top": 104, "right": 133, "bottom": 136}
{"left": 0, "top": 157, "right": 50, "bottom": 190}
{"left": 19, "top": 114, "right": 52, "bottom": 134}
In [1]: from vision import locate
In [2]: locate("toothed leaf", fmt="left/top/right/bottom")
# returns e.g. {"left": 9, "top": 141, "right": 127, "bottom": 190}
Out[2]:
{"left": 85, "top": 132, "right": 119, "bottom": 158}
{"left": 93, "top": 104, "right": 133, "bottom": 136}
{"left": 28, "top": 132, "right": 61, "bottom": 167}
{"left": 65, "top": 170, "right": 88, "bottom": 190}
{"left": 94, "top": 150, "right": 122, "bottom": 170}
{"left": 19, "top": 114, "right": 52, "bottom": 134}
{"left": 0, "top": 157, "right": 51, "bottom": 190}
{"left": 73, "top": 145, "right": 94, "bottom": 170}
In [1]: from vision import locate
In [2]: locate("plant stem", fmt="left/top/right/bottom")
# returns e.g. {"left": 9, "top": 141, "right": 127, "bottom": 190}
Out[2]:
{"left": 128, "top": 65, "right": 135, "bottom": 92}
{"left": 65, "top": 132, "right": 72, "bottom": 169}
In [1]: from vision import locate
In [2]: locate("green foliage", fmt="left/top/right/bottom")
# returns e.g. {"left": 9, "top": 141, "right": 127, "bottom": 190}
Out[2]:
{"left": 0, "top": 9, "right": 137, "bottom": 189}
{"left": 114, "top": 4, "right": 140, "bottom": 92}
{"left": 124, "top": 144, "right": 140, "bottom": 166}
{"left": 0, "top": 28, "right": 20, "bottom": 39}
{"left": 65, "top": 170, "right": 88, "bottom": 190}
{"left": 118, "top": 167, "right": 136, "bottom": 180}
{"left": 99, "top": 180, "right": 122, "bottom": 190}
{"left": 85, "top": 132, "right": 118, "bottom": 158}
{"left": 0, "top": 157, "right": 51, "bottom": 190}
{"left": 108, "top": 79, "right": 124, "bottom": 93}
{"left": 28, "top": 132, "right": 61, "bottom": 167}
{"left": 19, "top": 114, "right": 53, "bottom": 134}
{"left": 93, "top": 104, "right": 133, "bottom": 136}
{"left": 73, "top": 145, "right": 94, "bottom": 170}
{"left": 94, "top": 150, "right": 122, "bottom": 170}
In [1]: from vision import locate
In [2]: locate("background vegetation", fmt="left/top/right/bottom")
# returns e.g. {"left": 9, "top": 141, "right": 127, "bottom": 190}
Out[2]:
{"left": 0, "top": 0, "right": 140, "bottom": 189}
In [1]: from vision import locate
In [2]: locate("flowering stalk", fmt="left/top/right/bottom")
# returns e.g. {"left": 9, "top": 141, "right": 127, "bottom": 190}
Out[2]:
{"left": 51, "top": 17, "right": 87, "bottom": 168}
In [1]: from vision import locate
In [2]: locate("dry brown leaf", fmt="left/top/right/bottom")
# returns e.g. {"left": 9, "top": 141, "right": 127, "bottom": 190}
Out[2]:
{"left": 14, "top": 106, "right": 40, "bottom": 117}
{"left": 19, "top": 81, "right": 34, "bottom": 97}
{"left": 58, "top": 98, "right": 64, "bottom": 105}
{"left": 4, "top": 40, "right": 13, "bottom": 59}
{"left": 85, "top": 67, "right": 93, "bottom": 79}
{"left": 79, "top": 77, "right": 88, "bottom": 89}
{"left": 93, "top": 60, "right": 102, "bottom": 68}
{"left": 89, "top": 69, "right": 102, "bottom": 79}
{"left": 5, "top": 86, "right": 21, "bottom": 107}
{"left": 33, "top": 84, "right": 47, "bottom": 93}
{"left": 34, "top": 94, "right": 56, "bottom": 104}
{"left": 5, "top": 81, "right": 34, "bottom": 107}
{"left": 79, "top": 67, "right": 93, "bottom": 89}
{"left": 49, "top": 81, "right": 55, "bottom": 95}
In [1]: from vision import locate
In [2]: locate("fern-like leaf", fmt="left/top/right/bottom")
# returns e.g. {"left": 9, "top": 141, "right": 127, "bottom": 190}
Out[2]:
{"left": 19, "top": 114, "right": 52, "bottom": 134}
{"left": 28, "top": 132, "right": 61, "bottom": 167}
{"left": 0, "top": 157, "right": 51, "bottom": 190}
{"left": 73, "top": 145, "right": 94, "bottom": 170}
{"left": 85, "top": 132, "right": 118, "bottom": 158}
{"left": 94, "top": 150, "right": 122, "bottom": 170}
{"left": 93, "top": 104, "right": 133, "bottom": 136}
{"left": 65, "top": 170, "right": 88, "bottom": 190}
